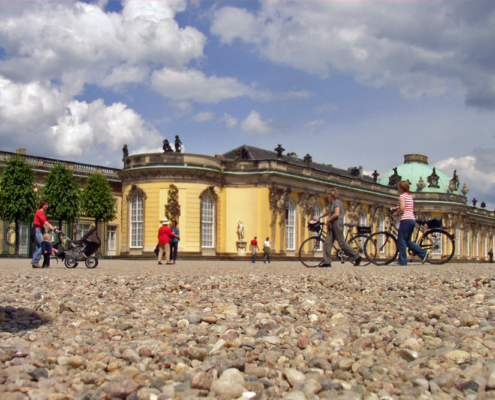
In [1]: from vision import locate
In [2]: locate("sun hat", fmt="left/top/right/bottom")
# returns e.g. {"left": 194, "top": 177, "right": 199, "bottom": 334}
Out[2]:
{"left": 161, "top": 218, "right": 169, "bottom": 224}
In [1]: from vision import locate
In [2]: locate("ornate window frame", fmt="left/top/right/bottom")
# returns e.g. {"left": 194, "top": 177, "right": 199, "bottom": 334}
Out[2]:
{"left": 286, "top": 199, "right": 297, "bottom": 251}
{"left": 200, "top": 186, "right": 218, "bottom": 253}
{"left": 127, "top": 185, "right": 147, "bottom": 251}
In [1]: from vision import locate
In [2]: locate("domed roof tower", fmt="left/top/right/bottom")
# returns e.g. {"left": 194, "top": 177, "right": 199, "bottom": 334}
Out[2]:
{"left": 380, "top": 154, "right": 460, "bottom": 194}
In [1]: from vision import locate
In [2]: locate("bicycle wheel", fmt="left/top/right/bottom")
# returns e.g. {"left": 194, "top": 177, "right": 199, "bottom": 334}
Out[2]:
{"left": 419, "top": 229, "right": 455, "bottom": 265}
{"left": 299, "top": 236, "right": 324, "bottom": 268}
{"left": 348, "top": 234, "right": 374, "bottom": 266}
{"left": 365, "top": 232, "right": 398, "bottom": 265}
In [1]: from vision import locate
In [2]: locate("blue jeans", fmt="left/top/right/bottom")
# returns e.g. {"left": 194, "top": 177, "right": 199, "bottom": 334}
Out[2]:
{"left": 263, "top": 252, "right": 270, "bottom": 262}
{"left": 31, "top": 229, "right": 43, "bottom": 264}
{"left": 397, "top": 220, "right": 427, "bottom": 265}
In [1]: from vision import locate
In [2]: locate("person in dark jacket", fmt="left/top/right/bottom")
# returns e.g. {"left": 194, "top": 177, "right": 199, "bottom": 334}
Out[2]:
{"left": 41, "top": 233, "right": 53, "bottom": 268}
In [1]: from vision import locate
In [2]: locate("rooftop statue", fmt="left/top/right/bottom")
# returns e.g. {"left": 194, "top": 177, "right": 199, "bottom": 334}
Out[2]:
{"left": 175, "top": 135, "right": 182, "bottom": 153}
{"left": 163, "top": 139, "right": 174, "bottom": 153}
{"left": 122, "top": 144, "right": 128, "bottom": 158}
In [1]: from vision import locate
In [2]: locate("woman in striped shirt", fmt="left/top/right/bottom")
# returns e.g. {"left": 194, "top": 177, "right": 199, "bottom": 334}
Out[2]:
{"left": 392, "top": 181, "right": 428, "bottom": 266}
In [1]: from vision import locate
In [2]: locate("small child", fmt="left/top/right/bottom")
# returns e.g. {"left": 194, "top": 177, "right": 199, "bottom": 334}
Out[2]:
{"left": 41, "top": 233, "right": 52, "bottom": 268}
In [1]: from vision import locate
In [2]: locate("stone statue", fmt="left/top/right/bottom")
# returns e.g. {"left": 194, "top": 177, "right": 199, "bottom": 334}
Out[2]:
{"left": 235, "top": 148, "right": 249, "bottom": 161}
{"left": 275, "top": 144, "right": 285, "bottom": 159}
{"left": 237, "top": 221, "right": 244, "bottom": 240}
{"left": 122, "top": 144, "right": 128, "bottom": 158}
{"left": 416, "top": 177, "right": 426, "bottom": 192}
{"left": 372, "top": 170, "right": 379, "bottom": 182}
{"left": 163, "top": 139, "right": 173, "bottom": 153}
{"left": 303, "top": 154, "right": 312, "bottom": 167}
{"left": 175, "top": 135, "right": 182, "bottom": 153}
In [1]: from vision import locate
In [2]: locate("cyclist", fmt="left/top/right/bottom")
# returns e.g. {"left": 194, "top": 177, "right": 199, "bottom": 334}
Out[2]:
{"left": 318, "top": 188, "right": 361, "bottom": 267}
{"left": 392, "top": 181, "right": 429, "bottom": 265}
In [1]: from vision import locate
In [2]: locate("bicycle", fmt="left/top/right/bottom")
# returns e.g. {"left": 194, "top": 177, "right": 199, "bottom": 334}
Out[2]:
{"left": 363, "top": 210, "right": 455, "bottom": 265}
{"left": 298, "top": 219, "right": 376, "bottom": 267}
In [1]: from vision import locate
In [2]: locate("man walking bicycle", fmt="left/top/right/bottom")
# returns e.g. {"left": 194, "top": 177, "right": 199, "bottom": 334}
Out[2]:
{"left": 318, "top": 188, "right": 362, "bottom": 267}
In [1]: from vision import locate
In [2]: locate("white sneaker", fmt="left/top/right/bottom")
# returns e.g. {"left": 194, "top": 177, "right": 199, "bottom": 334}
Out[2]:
{"left": 421, "top": 251, "right": 429, "bottom": 264}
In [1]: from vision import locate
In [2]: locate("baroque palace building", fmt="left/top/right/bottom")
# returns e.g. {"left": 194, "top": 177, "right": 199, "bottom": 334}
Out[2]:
{"left": 1, "top": 146, "right": 494, "bottom": 261}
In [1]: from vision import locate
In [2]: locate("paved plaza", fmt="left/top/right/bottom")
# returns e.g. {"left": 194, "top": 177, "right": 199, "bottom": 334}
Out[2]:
{"left": 1, "top": 259, "right": 495, "bottom": 399}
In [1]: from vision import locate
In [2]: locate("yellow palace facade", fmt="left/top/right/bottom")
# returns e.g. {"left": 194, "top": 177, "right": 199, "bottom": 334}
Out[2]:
{"left": 1, "top": 146, "right": 494, "bottom": 261}
{"left": 119, "top": 145, "right": 495, "bottom": 262}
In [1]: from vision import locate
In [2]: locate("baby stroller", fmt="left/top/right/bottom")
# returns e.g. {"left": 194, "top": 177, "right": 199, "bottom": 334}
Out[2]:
{"left": 54, "top": 226, "right": 100, "bottom": 269}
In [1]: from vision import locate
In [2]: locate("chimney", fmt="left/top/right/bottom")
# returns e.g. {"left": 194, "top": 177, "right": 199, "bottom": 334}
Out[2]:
{"left": 16, "top": 148, "right": 26, "bottom": 155}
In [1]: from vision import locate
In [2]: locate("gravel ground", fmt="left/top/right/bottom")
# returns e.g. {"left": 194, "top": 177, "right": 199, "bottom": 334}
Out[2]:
{"left": 1, "top": 258, "right": 495, "bottom": 400}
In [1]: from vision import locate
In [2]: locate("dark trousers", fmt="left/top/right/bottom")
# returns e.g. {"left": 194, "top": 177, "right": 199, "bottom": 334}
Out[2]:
{"left": 170, "top": 242, "right": 178, "bottom": 261}
{"left": 397, "top": 220, "right": 427, "bottom": 265}
{"left": 323, "top": 220, "right": 359, "bottom": 265}
{"left": 42, "top": 254, "right": 50, "bottom": 268}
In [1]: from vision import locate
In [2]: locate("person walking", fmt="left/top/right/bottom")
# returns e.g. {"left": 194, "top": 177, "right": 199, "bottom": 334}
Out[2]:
{"left": 488, "top": 248, "right": 493, "bottom": 263}
{"left": 318, "top": 188, "right": 361, "bottom": 267}
{"left": 157, "top": 218, "right": 175, "bottom": 265}
{"left": 31, "top": 200, "right": 57, "bottom": 268}
{"left": 170, "top": 220, "right": 180, "bottom": 264}
{"left": 263, "top": 237, "right": 272, "bottom": 263}
{"left": 392, "top": 180, "right": 428, "bottom": 266}
{"left": 250, "top": 236, "right": 260, "bottom": 263}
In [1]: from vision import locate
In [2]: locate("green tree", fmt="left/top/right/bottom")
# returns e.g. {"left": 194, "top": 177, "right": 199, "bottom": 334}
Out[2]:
{"left": 80, "top": 173, "right": 116, "bottom": 230}
{"left": 41, "top": 164, "right": 81, "bottom": 229}
{"left": 0, "top": 156, "right": 39, "bottom": 256}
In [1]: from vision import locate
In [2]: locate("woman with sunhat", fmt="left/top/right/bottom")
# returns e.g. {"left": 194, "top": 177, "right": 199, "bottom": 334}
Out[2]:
{"left": 157, "top": 218, "right": 175, "bottom": 265}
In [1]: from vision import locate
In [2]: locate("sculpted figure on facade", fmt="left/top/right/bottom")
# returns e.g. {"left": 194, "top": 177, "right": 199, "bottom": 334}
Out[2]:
{"left": 122, "top": 144, "right": 129, "bottom": 158}
{"left": 237, "top": 221, "right": 244, "bottom": 240}
{"left": 347, "top": 201, "right": 363, "bottom": 222}
{"left": 165, "top": 184, "right": 181, "bottom": 221}
{"left": 370, "top": 203, "right": 384, "bottom": 223}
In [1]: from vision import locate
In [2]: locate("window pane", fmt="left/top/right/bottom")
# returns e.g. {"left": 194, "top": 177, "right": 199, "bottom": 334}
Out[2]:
{"left": 286, "top": 201, "right": 296, "bottom": 250}
{"left": 130, "top": 195, "right": 143, "bottom": 248}
{"left": 201, "top": 195, "right": 214, "bottom": 248}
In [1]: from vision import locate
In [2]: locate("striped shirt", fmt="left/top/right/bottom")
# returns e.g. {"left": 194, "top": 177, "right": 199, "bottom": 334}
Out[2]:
{"left": 398, "top": 193, "right": 415, "bottom": 221}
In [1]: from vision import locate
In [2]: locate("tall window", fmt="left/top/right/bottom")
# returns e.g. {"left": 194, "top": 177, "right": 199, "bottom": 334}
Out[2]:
{"left": 456, "top": 228, "right": 461, "bottom": 256}
{"left": 379, "top": 216, "right": 385, "bottom": 253}
{"left": 313, "top": 204, "right": 322, "bottom": 250}
{"left": 476, "top": 233, "right": 480, "bottom": 257}
{"left": 201, "top": 195, "right": 215, "bottom": 248}
{"left": 286, "top": 200, "right": 296, "bottom": 250}
{"left": 130, "top": 194, "right": 143, "bottom": 248}
{"left": 466, "top": 231, "right": 470, "bottom": 257}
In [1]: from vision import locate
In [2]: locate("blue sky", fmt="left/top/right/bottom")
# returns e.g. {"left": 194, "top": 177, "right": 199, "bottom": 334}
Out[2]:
{"left": 0, "top": 0, "right": 495, "bottom": 209}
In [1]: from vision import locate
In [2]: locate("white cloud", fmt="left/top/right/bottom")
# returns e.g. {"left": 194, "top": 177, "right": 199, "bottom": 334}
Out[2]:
{"left": 220, "top": 113, "right": 238, "bottom": 129}
{"left": 0, "top": 1, "right": 206, "bottom": 95}
{"left": 211, "top": 1, "right": 495, "bottom": 109}
{"left": 151, "top": 68, "right": 256, "bottom": 104}
{"left": 434, "top": 155, "right": 495, "bottom": 208}
{"left": 0, "top": 76, "right": 160, "bottom": 165}
{"left": 305, "top": 119, "right": 325, "bottom": 132}
{"left": 241, "top": 110, "right": 280, "bottom": 136}
{"left": 193, "top": 112, "right": 214, "bottom": 122}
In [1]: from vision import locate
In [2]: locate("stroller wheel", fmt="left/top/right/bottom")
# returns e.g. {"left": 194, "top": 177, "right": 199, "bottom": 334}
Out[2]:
{"left": 64, "top": 256, "right": 77, "bottom": 269}
{"left": 85, "top": 257, "right": 98, "bottom": 269}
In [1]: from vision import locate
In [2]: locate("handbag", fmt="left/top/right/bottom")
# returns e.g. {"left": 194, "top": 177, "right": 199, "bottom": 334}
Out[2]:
{"left": 154, "top": 244, "right": 159, "bottom": 256}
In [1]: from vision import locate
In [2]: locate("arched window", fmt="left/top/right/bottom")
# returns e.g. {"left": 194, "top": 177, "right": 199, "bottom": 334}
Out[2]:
{"left": 130, "top": 194, "right": 143, "bottom": 248}
{"left": 313, "top": 204, "right": 322, "bottom": 220}
{"left": 201, "top": 195, "right": 215, "bottom": 248}
{"left": 378, "top": 216, "right": 385, "bottom": 254}
{"left": 456, "top": 227, "right": 461, "bottom": 256}
{"left": 359, "top": 214, "right": 366, "bottom": 226}
{"left": 466, "top": 231, "right": 470, "bottom": 257}
{"left": 286, "top": 200, "right": 296, "bottom": 250}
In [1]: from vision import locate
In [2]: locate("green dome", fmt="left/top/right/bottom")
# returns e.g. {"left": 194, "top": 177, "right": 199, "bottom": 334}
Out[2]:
{"left": 379, "top": 154, "right": 459, "bottom": 194}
